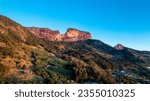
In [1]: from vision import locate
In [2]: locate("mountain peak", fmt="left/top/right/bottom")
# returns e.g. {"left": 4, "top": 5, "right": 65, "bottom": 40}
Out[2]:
{"left": 63, "top": 28, "right": 92, "bottom": 42}
{"left": 114, "top": 44, "right": 124, "bottom": 50}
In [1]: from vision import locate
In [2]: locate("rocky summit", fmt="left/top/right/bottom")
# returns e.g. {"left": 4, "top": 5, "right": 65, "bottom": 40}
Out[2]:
{"left": 62, "top": 28, "right": 92, "bottom": 42}
{"left": 0, "top": 15, "right": 150, "bottom": 84}
{"left": 114, "top": 44, "right": 124, "bottom": 50}
{"left": 27, "top": 27, "right": 92, "bottom": 42}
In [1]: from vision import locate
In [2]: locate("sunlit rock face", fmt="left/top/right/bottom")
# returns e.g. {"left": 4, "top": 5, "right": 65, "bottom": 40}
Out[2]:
{"left": 27, "top": 27, "right": 62, "bottom": 41}
{"left": 27, "top": 27, "right": 92, "bottom": 42}
{"left": 62, "top": 28, "right": 92, "bottom": 42}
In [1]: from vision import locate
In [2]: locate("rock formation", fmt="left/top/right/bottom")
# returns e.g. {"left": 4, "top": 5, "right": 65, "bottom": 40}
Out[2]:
{"left": 27, "top": 27, "right": 92, "bottom": 42}
{"left": 114, "top": 44, "right": 124, "bottom": 50}
{"left": 27, "top": 27, "right": 61, "bottom": 41}
{"left": 62, "top": 28, "right": 92, "bottom": 42}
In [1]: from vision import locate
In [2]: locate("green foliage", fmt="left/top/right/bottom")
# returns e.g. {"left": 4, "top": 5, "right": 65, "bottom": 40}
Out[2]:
{"left": 32, "top": 49, "right": 50, "bottom": 68}
{"left": 0, "top": 63, "right": 6, "bottom": 76}
{"left": 116, "top": 75, "right": 137, "bottom": 84}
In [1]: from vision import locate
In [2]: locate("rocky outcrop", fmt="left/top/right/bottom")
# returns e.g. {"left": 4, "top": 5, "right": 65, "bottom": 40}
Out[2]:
{"left": 62, "top": 28, "right": 92, "bottom": 42}
{"left": 27, "top": 27, "right": 61, "bottom": 41}
{"left": 27, "top": 27, "right": 92, "bottom": 42}
{"left": 114, "top": 44, "right": 124, "bottom": 50}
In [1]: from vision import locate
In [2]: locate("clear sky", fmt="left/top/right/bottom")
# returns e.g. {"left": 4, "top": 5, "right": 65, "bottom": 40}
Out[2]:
{"left": 0, "top": 0, "right": 150, "bottom": 51}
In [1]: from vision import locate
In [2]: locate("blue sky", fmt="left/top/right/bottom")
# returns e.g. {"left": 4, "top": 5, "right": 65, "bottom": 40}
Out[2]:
{"left": 0, "top": 0, "right": 150, "bottom": 51}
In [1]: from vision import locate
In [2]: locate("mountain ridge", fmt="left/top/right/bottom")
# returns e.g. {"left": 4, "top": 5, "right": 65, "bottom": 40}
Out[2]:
{"left": 0, "top": 15, "right": 150, "bottom": 84}
{"left": 27, "top": 27, "right": 92, "bottom": 42}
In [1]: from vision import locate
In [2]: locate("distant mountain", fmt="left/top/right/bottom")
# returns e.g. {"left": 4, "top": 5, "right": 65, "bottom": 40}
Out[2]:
{"left": 0, "top": 15, "right": 150, "bottom": 84}
{"left": 27, "top": 27, "right": 92, "bottom": 42}
{"left": 114, "top": 44, "right": 124, "bottom": 50}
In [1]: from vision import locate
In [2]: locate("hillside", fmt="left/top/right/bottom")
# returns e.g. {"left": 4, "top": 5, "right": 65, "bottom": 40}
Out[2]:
{"left": 0, "top": 15, "right": 150, "bottom": 84}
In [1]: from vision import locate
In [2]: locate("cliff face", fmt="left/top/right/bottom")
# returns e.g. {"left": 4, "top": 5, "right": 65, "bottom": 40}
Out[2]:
{"left": 62, "top": 28, "right": 92, "bottom": 42}
{"left": 27, "top": 27, "right": 92, "bottom": 42}
{"left": 27, "top": 27, "right": 61, "bottom": 41}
